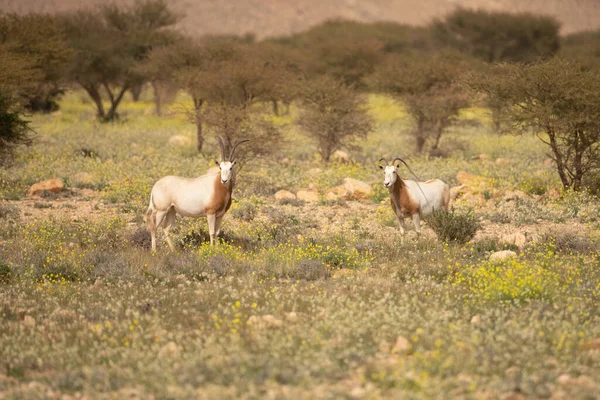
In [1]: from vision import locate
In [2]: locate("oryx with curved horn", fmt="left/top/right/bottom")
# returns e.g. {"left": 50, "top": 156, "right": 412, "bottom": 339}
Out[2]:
{"left": 378, "top": 157, "right": 450, "bottom": 240}
{"left": 146, "top": 137, "right": 249, "bottom": 250}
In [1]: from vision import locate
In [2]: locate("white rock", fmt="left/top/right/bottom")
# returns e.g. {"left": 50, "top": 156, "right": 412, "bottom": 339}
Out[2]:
{"left": 168, "top": 135, "right": 191, "bottom": 146}
{"left": 341, "top": 178, "right": 372, "bottom": 199}
{"left": 391, "top": 335, "right": 411, "bottom": 354}
{"left": 285, "top": 312, "right": 298, "bottom": 323}
{"left": 495, "top": 158, "right": 511, "bottom": 167}
{"left": 489, "top": 250, "right": 517, "bottom": 262}
{"left": 158, "top": 341, "right": 180, "bottom": 359}
{"left": 275, "top": 190, "right": 296, "bottom": 201}
{"left": 501, "top": 232, "right": 527, "bottom": 248}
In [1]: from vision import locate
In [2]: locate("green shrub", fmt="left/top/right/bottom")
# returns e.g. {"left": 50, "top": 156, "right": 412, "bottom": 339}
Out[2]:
{"left": 0, "top": 261, "right": 11, "bottom": 283}
{"left": 427, "top": 209, "right": 480, "bottom": 244}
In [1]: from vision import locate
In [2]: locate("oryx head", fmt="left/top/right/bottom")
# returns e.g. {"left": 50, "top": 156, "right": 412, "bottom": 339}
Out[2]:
{"left": 214, "top": 137, "right": 249, "bottom": 184}
{"left": 378, "top": 157, "right": 407, "bottom": 188}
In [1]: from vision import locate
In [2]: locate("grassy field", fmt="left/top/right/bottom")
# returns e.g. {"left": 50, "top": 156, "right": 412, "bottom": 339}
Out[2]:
{"left": 1, "top": 91, "right": 600, "bottom": 399}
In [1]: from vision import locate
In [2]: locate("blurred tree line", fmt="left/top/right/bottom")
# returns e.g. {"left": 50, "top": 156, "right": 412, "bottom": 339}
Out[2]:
{"left": 1, "top": 2, "right": 599, "bottom": 189}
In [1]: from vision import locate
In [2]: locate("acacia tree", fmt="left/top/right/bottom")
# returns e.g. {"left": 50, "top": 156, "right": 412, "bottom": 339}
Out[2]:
{"left": 0, "top": 12, "right": 71, "bottom": 112}
{"left": 432, "top": 8, "right": 560, "bottom": 63}
{"left": 469, "top": 57, "right": 600, "bottom": 191}
{"left": 271, "top": 20, "right": 433, "bottom": 88}
{"left": 145, "top": 38, "right": 296, "bottom": 152}
{"left": 0, "top": 46, "right": 39, "bottom": 165}
{"left": 62, "top": 0, "right": 178, "bottom": 121}
{"left": 298, "top": 75, "right": 373, "bottom": 162}
{"left": 368, "top": 53, "right": 470, "bottom": 153}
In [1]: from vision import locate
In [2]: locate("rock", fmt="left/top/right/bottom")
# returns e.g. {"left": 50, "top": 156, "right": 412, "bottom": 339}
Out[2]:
{"left": 275, "top": 190, "right": 296, "bottom": 201}
{"left": 27, "top": 178, "right": 64, "bottom": 197}
{"left": 296, "top": 190, "right": 319, "bottom": 202}
{"left": 341, "top": 178, "right": 372, "bottom": 199}
{"left": 489, "top": 250, "right": 517, "bottom": 262}
{"left": 325, "top": 192, "right": 339, "bottom": 201}
{"left": 391, "top": 335, "right": 411, "bottom": 354}
{"left": 168, "top": 135, "right": 191, "bottom": 146}
{"left": 503, "top": 190, "right": 529, "bottom": 202}
{"left": 470, "top": 315, "right": 481, "bottom": 325}
{"left": 247, "top": 314, "right": 283, "bottom": 329}
{"left": 158, "top": 341, "right": 180, "bottom": 359}
{"left": 71, "top": 172, "right": 93, "bottom": 186}
{"left": 495, "top": 158, "right": 511, "bottom": 167}
{"left": 501, "top": 232, "right": 527, "bottom": 248}
{"left": 331, "top": 150, "right": 352, "bottom": 163}
{"left": 285, "top": 312, "right": 298, "bottom": 323}
{"left": 23, "top": 315, "right": 36, "bottom": 327}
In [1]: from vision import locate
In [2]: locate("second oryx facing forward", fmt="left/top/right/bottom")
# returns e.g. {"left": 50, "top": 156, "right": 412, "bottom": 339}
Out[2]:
{"left": 146, "top": 137, "right": 249, "bottom": 251}
{"left": 379, "top": 157, "right": 450, "bottom": 240}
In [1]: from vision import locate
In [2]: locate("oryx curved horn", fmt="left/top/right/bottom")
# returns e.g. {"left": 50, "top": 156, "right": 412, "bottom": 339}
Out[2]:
{"left": 228, "top": 139, "right": 250, "bottom": 161}
{"left": 392, "top": 157, "right": 423, "bottom": 181}
{"left": 378, "top": 157, "right": 389, "bottom": 165}
{"left": 217, "top": 136, "right": 226, "bottom": 161}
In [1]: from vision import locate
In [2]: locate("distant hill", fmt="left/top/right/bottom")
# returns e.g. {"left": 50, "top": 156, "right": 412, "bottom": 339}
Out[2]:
{"left": 1, "top": 0, "right": 599, "bottom": 37}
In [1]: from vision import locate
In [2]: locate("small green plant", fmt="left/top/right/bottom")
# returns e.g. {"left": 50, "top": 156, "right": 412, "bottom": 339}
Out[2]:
{"left": 0, "top": 261, "right": 11, "bottom": 283}
{"left": 427, "top": 209, "right": 480, "bottom": 244}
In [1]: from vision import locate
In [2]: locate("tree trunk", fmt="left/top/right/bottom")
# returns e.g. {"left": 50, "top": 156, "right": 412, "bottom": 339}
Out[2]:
{"left": 547, "top": 129, "right": 571, "bottom": 190}
{"left": 271, "top": 99, "right": 279, "bottom": 116}
{"left": 81, "top": 83, "right": 106, "bottom": 119}
{"left": 153, "top": 81, "right": 162, "bottom": 116}
{"left": 102, "top": 84, "right": 129, "bottom": 122}
{"left": 432, "top": 125, "right": 444, "bottom": 150}
{"left": 194, "top": 98, "right": 204, "bottom": 152}
{"left": 130, "top": 84, "right": 143, "bottom": 102}
{"left": 132, "top": 85, "right": 143, "bottom": 101}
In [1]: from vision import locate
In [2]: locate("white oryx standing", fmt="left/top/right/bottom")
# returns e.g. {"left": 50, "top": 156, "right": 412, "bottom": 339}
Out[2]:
{"left": 146, "top": 137, "right": 249, "bottom": 251}
{"left": 379, "top": 157, "right": 450, "bottom": 239}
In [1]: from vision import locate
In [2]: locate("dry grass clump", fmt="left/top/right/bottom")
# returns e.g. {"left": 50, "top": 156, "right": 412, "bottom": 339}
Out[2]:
{"left": 288, "top": 259, "right": 331, "bottom": 281}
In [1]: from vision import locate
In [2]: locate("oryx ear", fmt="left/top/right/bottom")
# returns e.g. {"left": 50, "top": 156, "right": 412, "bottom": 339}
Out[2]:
{"left": 214, "top": 160, "right": 220, "bottom": 167}
{"left": 379, "top": 165, "right": 384, "bottom": 169}
{"left": 231, "top": 160, "right": 237, "bottom": 166}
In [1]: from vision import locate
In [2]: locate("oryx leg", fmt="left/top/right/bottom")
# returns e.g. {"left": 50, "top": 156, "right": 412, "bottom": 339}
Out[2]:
{"left": 162, "top": 207, "right": 177, "bottom": 251}
{"left": 214, "top": 215, "right": 224, "bottom": 246}
{"left": 412, "top": 213, "right": 421, "bottom": 235}
{"left": 394, "top": 211, "right": 406, "bottom": 244}
{"left": 149, "top": 211, "right": 157, "bottom": 251}
{"left": 153, "top": 210, "right": 168, "bottom": 251}
{"left": 207, "top": 214, "right": 217, "bottom": 246}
